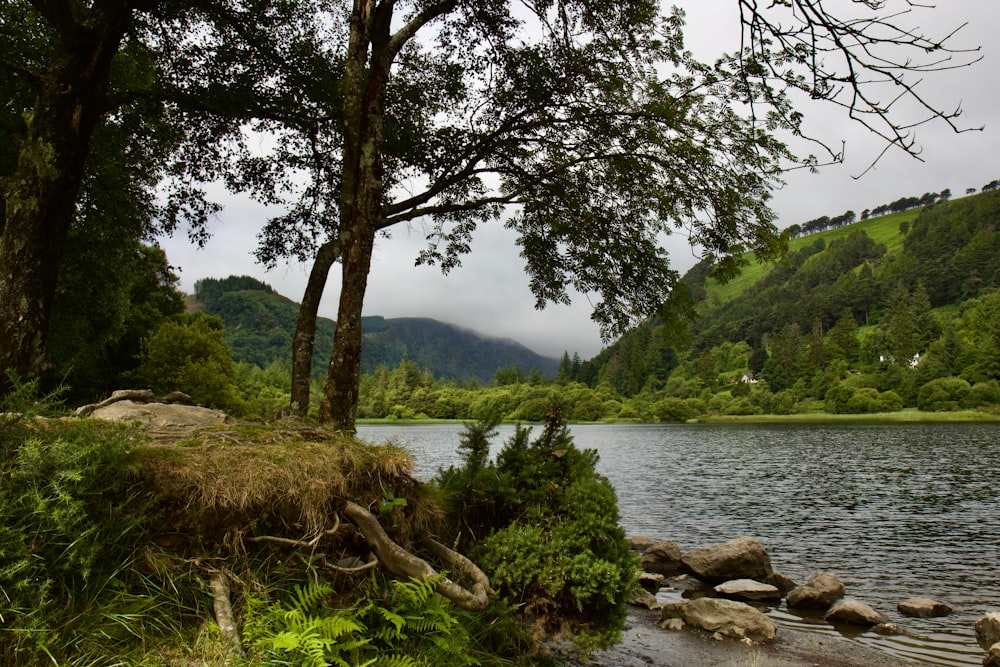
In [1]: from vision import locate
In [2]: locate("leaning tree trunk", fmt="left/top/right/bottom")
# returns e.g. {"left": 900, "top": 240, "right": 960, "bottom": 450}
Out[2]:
{"left": 290, "top": 238, "right": 341, "bottom": 417}
{"left": 0, "top": 6, "right": 131, "bottom": 395}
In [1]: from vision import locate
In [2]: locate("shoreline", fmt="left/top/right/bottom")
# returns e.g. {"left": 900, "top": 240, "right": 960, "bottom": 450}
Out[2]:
{"left": 574, "top": 607, "right": 928, "bottom": 667}
{"left": 357, "top": 409, "right": 1000, "bottom": 426}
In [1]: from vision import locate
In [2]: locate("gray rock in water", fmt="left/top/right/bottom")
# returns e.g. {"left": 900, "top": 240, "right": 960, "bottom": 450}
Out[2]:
{"left": 680, "top": 536, "right": 773, "bottom": 584}
{"left": 985, "top": 642, "right": 1000, "bottom": 667}
{"left": 629, "top": 535, "right": 656, "bottom": 551}
{"left": 763, "top": 571, "right": 797, "bottom": 594}
{"left": 787, "top": 571, "right": 845, "bottom": 610}
{"left": 641, "top": 540, "right": 687, "bottom": 576}
{"left": 897, "top": 596, "right": 952, "bottom": 618}
{"left": 824, "top": 598, "right": 888, "bottom": 628}
{"left": 662, "top": 597, "right": 776, "bottom": 642}
{"left": 713, "top": 578, "right": 782, "bottom": 601}
{"left": 638, "top": 572, "right": 666, "bottom": 592}
{"left": 977, "top": 612, "right": 1000, "bottom": 651}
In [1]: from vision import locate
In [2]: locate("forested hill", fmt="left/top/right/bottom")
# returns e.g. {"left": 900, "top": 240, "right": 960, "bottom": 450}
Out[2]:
{"left": 191, "top": 277, "right": 559, "bottom": 384}
{"left": 576, "top": 188, "right": 1000, "bottom": 405}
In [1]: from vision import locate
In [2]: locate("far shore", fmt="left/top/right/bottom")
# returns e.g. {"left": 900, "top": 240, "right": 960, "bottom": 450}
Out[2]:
{"left": 357, "top": 409, "right": 1000, "bottom": 427}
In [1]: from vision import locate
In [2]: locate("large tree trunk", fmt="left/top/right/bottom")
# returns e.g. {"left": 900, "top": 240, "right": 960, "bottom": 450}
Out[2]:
{"left": 316, "top": 1, "right": 457, "bottom": 430}
{"left": 289, "top": 238, "right": 341, "bottom": 417}
{"left": 0, "top": 5, "right": 131, "bottom": 394}
{"left": 318, "top": 0, "right": 389, "bottom": 431}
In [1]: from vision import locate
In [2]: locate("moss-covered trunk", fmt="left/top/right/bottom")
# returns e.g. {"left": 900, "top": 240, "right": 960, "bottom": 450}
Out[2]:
{"left": 0, "top": 5, "right": 130, "bottom": 393}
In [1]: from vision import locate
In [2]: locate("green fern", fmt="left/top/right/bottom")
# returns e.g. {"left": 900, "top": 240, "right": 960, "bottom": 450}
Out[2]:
{"left": 245, "top": 576, "right": 479, "bottom": 666}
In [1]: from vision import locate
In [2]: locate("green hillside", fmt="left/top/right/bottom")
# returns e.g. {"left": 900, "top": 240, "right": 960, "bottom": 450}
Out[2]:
{"left": 706, "top": 208, "right": 919, "bottom": 303}
{"left": 192, "top": 277, "right": 558, "bottom": 384}
{"left": 569, "top": 189, "right": 1000, "bottom": 415}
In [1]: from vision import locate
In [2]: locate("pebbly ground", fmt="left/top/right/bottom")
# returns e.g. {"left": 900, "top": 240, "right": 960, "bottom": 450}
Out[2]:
{"left": 560, "top": 607, "right": 924, "bottom": 667}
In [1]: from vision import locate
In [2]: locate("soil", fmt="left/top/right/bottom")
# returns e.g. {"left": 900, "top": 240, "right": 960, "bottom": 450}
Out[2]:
{"left": 564, "top": 607, "right": 925, "bottom": 667}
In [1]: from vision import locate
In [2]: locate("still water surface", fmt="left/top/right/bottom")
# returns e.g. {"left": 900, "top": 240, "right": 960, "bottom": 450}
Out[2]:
{"left": 357, "top": 422, "right": 1000, "bottom": 666}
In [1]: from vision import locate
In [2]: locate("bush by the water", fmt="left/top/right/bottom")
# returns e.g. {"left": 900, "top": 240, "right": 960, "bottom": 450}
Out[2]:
{"left": 436, "top": 412, "right": 637, "bottom": 646}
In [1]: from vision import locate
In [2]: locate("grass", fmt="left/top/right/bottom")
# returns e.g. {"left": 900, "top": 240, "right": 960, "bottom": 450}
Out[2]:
{"left": 133, "top": 421, "right": 445, "bottom": 549}
{"left": 705, "top": 208, "right": 920, "bottom": 304}
{"left": 698, "top": 408, "right": 1000, "bottom": 424}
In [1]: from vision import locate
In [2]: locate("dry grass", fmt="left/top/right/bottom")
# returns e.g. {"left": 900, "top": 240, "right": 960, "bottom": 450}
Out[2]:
{"left": 134, "top": 421, "right": 444, "bottom": 552}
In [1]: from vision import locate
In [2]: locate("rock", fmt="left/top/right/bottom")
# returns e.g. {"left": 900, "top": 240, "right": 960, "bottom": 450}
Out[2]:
{"left": 160, "top": 390, "right": 194, "bottom": 405}
{"left": 629, "top": 535, "right": 656, "bottom": 551}
{"left": 660, "top": 617, "right": 685, "bottom": 631}
{"left": 985, "top": 642, "right": 1000, "bottom": 667}
{"left": 680, "top": 536, "right": 773, "bottom": 584}
{"left": 873, "top": 623, "right": 907, "bottom": 636}
{"left": 763, "top": 571, "right": 797, "bottom": 594}
{"left": 642, "top": 540, "right": 687, "bottom": 576}
{"left": 638, "top": 572, "right": 666, "bottom": 592}
{"left": 786, "top": 571, "right": 845, "bottom": 610}
{"left": 89, "top": 399, "right": 232, "bottom": 429}
{"left": 628, "top": 587, "right": 661, "bottom": 610}
{"left": 897, "top": 596, "right": 952, "bottom": 618}
{"left": 977, "top": 613, "right": 1000, "bottom": 651}
{"left": 662, "top": 597, "right": 776, "bottom": 642}
{"left": 714, "top": 579, "right": 782, "bottom": 602}
{"left": 824, "top": 598, "right": 888, "bottom": 628}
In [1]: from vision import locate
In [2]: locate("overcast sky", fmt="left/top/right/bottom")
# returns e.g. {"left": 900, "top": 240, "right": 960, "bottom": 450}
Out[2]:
{"left": 157, "top": 1, "right": 1000, "bottom": 360}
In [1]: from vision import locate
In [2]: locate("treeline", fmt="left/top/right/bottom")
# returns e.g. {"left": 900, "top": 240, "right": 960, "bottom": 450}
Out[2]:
{"left": 786, "top": 178, "right": 1000, "bottom": 239}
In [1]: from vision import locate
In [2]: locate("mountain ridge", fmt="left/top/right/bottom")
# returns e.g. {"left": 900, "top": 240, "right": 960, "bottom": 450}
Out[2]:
{"left": 190, "top": 277, "right": 560, "bottom": 384}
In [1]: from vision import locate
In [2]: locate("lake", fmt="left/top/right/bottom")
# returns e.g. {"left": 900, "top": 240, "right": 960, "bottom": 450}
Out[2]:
{"left": 357, "top": 422, "right": 1000, "bottom": 667}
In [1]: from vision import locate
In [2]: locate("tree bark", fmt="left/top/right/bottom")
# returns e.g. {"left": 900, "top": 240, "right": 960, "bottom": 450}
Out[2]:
{"left": 289, "top": 238, "right": 341, "bottom": 417}
{"left": 0, "top": 3, "right": 132, "bottom": 394}
{"left": 318, "top": 0, "right": 389, "bottom": 431}
{"left": 315, "top": 0, "right": 459, "bottom": 431}
{"left": 208, "top": 569, "right": 244, "bottom": 657}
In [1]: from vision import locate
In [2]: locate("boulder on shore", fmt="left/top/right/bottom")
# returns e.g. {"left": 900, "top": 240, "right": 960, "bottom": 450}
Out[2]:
{"left": 680, "top": 536, "right": 773, "bottom": 584}
{"left": 661, "top": 597, "right": 776, "bottom": 642}
{"left": 897, "top": 597, "right": 952, "bottom": 618}
{"left": 642, "top": 540, "right": 687, "bottom": 577}
{"left": 89, "top": 399, "right": 231, "bottom": 429}
{"left": 977, "top": 612, "right": 1000, "bottom": 651}
{"left": 786, "top": 571, "right": 845, "bottom": 611}
{"left": 824, "top": 598, "right": 888, "bottom": 628}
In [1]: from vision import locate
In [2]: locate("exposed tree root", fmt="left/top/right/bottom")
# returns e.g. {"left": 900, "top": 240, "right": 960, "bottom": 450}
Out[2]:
{"left": 343, "top": 501, "right": 492, "bottom": 611}
{"left": 208, "top": 569, "right": 244, "bottom": 657}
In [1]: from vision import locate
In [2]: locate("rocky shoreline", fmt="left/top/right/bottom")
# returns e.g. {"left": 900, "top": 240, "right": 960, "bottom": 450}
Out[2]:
{"left": 570, "top": 535, "right": 1000, "bottom": 667}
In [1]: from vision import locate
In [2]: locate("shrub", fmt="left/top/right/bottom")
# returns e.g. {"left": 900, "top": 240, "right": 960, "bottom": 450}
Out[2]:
{"left": 436, "top": 414, "right": 636, "bottom": 647}
{"left": 964, "top": 381, "right": 1000, "bottom": 409}
{"left": 137, "top": 313, "right": 242, "bottom": 412}
{"left": 0, "top": 381, "right": 189, "bottom": 664}
{"left": 652, "top": 396, "right": 699, "bottom": 422}
{"left": 917, "top": 377, "right": 972, "bottom": 411}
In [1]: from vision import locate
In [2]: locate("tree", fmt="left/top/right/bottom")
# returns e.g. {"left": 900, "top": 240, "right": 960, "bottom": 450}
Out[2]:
{"left": 0, "top": 1, "right": 220, "bottom": 396}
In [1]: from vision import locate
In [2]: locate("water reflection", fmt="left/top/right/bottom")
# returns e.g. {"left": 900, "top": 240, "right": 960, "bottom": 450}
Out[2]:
{"left": 358, "top": 422, "right": 1000, "bottom": 667}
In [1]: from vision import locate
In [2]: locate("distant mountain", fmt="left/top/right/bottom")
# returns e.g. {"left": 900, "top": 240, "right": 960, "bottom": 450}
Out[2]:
{"left": 190, "top": 276, "right": 559, "bottom": 384}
